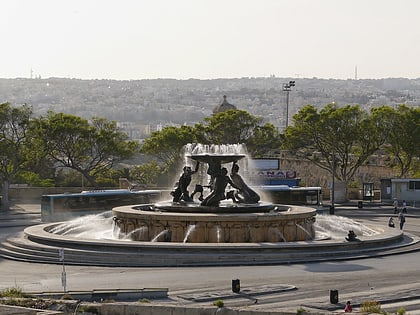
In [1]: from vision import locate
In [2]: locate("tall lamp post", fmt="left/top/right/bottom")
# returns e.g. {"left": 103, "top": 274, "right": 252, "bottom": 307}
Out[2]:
{"left": 331, "top": 151, "right": 335, "bottom": 215}
{"left": 330, "top": 127, "right": 340, "bottom": 215}
{"left": 282, "top": 80, "right": 295, "bottom": 128}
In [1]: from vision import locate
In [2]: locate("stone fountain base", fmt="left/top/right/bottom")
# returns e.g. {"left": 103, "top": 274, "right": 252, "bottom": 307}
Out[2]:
{"left": 113, "top": 203, "right": 316, "bottom": 243}
{"left": 0, "top": 217, "right": 410, "bottom": 267}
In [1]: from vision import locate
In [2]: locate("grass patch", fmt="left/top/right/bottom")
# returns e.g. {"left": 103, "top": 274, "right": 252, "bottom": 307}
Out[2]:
{"left": 361, "top": 300, "right": 382, "bottom": 313}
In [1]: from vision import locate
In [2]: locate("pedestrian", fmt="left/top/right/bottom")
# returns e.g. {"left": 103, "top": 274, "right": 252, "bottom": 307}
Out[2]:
{"left": 388, "top": 217, "right": 395, "bottom": 228}
{"left": 398, "top": 212, "right": 406, "bottom": 230}
{"left": 393, "top": 199, "right": 399, "bottom": 214}
{"left": 344, "top": 300, "right": 352, "bottom": 312}
{"left": 345, "top": 230, "right": 358, "bottom": 242}
{"left": 402, "top": 200, "right": 407, "bottom": 214}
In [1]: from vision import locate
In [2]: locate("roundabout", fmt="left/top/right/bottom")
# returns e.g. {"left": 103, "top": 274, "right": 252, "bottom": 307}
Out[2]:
{"left": 0, "top": 206, "right": 415, "bottom": 267}
{"left": 1, "top": 144, "right": 418, "bottom": 268}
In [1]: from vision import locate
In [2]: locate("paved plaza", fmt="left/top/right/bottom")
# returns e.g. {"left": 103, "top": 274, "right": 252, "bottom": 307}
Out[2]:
{"left": 1, "top": 201, "right": 420, "bottom": 314}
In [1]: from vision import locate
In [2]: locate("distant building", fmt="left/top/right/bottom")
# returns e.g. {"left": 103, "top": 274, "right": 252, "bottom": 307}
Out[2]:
{"left": 213, "top": 95, "right": 237, "bottom": 114}
{"left": 381, "top": 178, "right": 420, "bottom": 205}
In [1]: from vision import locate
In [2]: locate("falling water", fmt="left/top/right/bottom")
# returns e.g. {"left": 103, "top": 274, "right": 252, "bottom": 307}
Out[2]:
{"left": 48, "top": 212, "right": 381, "bottom": 242}
{"left": 183, "top": 224, "right": 196, "bottom": 243}
{"left": 49, "top": 212, "right": 114, "bottom": 239}
{"left": 314, "top": 214, "right": 379, "bottom": 240}
{"left": 151, "top": 230, "right": 170, "bottom": 242}
{"left": 180, "top": 143, "right": 252, "bottom": 186}
{"left": 122, "top": 226, "right": 148, "bottom": 240}
{"left": 271, "top": 228, "right": 287, "bottom": 242}
{"left": 184, "top": 143, "right": 247, "bottom": 156}
{"left": 216, "top": 225, "right": 221, "bottom": 243}
{"left": 295, "top": 223, "right": 314, "bottom": 240}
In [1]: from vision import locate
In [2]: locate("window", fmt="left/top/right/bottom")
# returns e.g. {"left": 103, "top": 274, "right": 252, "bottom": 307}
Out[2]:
{"left": 408, "top": 181, "right": 420, "bottom": 190}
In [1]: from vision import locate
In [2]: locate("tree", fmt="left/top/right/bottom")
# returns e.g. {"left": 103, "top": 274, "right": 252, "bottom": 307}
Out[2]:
{"left": 140, "top": 125, "right": 200, "bottom": 168}
{"left": 246, "top": 123, "right": 282, "bottom": 158}
{"left": 131, "top": 161, "right": 162, "bottom": 186}
{"left": 201, "top": 109, "right": 263, "bottom": 145}
{"left": 283, "top": 104, "right": 386, "bottom": 198}
{"left": 141, "top": 110, "right": 281, "bottom": 165}
{"left": 33, "top": 112, "right": 138, "bottom": 187}
{"left": 375, "top": 105, "right": 420, "bottom": 177}
{"left": 0, "top": 103, "right": 33, "bottom": 210}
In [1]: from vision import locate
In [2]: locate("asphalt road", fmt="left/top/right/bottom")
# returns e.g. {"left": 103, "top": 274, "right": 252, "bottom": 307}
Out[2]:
{"left": 1, "top": 204, "right": 420, "bottom": 313}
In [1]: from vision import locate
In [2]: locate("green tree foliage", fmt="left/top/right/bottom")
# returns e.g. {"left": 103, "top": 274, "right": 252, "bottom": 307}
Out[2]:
{"left": 246, "top": 123, "right": 282, "bottom": 158}
{"left": 140, "top": 125, "right": 200, "bottom": 168}
{"left": 33, "top": 112, "right": 138, "bottom": 188}
{"left": 140, "top": 110, "right": 282, "bottom": 169}
{"left": 14, "top": 171, "right": 54, "bottom": 187}
{"left": 0, "top": 103, "right": 33, "bottom": 210}
{"left": 131, "top": 161, "right": 162, "bottom": 186}
{"left": 374, "top": 105, "right": 420, "bottom": 177}
{"left": 201, "top": 109, "right": 262, "bottom": 145}
{"left": 283, "top": 104, "right": 386, "bottom": 185}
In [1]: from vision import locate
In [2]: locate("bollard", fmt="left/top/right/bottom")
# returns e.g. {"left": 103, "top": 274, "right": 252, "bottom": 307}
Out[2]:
{"left": 232, "top": 279, "right": 240, "bottom": 293}
{"left": 330, "top": 289, "right": 338, "bottom": 304}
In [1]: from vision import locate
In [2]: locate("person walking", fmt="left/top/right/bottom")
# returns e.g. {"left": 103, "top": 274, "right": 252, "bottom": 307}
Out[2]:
{"left": 393, "top": 199, "right": 399, "bottom": 214}
{"left": 398, "top": 212, "right": 406, "bottom": 230}
{"left": 402, "top": 200, "right": 407, "bottom": 213}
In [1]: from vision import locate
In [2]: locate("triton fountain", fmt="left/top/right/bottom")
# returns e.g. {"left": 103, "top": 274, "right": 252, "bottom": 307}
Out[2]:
{"left": 113, "top": 143, "right": 316, "bottom": 243}
{"left": 0, "top": 144, "right": 412, "bottom": 267}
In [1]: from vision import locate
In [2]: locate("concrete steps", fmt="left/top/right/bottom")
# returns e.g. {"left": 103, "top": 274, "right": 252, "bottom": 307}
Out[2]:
{"left": 1, "top": 223, "right": 419, "bottom": 267}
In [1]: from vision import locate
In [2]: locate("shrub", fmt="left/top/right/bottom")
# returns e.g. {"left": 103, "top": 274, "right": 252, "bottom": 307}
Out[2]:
{"left": 0, "top": 297, "right": 52, "bottom": 309}
{"left": 213, "top": 299, "right": 224, "bottom": 308}
{"left": 296, "top": 307, "right": 307, "bottom": 314}
{"left": 361, "top": 300, "right": 381, "bottom": 313}
{"left": 397, "top": 307, "right": 406, "bottom": 315}
{"left": 139, "top": 298, "right": 150, "bottom": 303}
{"left": 0, "top": 287, "right": 25, "bottom": 298}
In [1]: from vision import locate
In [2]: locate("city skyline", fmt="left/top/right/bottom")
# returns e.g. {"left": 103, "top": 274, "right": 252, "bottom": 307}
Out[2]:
{"left": 2, "top": 0, "right": 420, "bottom": 81}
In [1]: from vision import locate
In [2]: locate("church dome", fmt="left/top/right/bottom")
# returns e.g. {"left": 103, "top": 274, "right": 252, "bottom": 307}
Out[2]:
{"left": 213, "top": 95, "right": 237, "bottom": 114}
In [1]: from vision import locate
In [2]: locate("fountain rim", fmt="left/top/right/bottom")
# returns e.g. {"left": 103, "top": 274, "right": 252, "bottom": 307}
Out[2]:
{"left": 145, "top": 200, "right": 279, "bottom": 214}
{"left": 113, "top": 203, "right": 316, "bottom": 219}
{"left": 24, "top": 220, "right": 405, "bottom": 250}
{"left": 187, "top": 153, "right": 246, "bottom": 164}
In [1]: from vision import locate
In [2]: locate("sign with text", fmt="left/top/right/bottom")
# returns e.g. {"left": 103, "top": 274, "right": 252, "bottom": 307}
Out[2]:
{"left": 252, "top": 170, "right": 297, "bottom": 178}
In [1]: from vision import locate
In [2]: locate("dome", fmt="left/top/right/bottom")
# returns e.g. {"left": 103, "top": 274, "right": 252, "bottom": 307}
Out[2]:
{"left": 212, "top": 95, "right": 237, "bottom": 114}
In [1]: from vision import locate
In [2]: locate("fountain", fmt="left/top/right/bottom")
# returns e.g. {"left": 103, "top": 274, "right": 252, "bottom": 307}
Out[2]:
{"left": 0, "top": 143, "right": 412, "bottom": 267}
{"left": 112, "top": 143, "right": 316, "bottom": 243}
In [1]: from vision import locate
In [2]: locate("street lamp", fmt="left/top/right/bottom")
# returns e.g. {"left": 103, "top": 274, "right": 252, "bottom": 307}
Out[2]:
{"left": 331, "top": 151, "right": 336, "bottom": 215}
{"left": 282, "top": 80, "right": 295, "bottom": 128}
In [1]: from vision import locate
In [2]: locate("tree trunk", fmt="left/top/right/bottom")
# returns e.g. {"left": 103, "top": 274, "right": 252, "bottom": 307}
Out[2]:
{"left": 82, "top": 172, "right": 98, "bottom": 189}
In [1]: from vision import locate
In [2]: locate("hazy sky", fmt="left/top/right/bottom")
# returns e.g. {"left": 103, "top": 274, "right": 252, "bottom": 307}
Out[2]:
{"left": 2, "top": 0, "right": 420, "bottom": 80}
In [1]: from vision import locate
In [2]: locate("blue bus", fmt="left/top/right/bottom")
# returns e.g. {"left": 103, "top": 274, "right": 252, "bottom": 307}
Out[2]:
{"left": 41, "top": 189, "right": 162, "bottom": 222}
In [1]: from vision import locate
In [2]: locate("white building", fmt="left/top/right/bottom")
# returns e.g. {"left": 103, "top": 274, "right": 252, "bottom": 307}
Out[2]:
{"left": 381, "top": 178, "right": 420, "bottom": 206}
